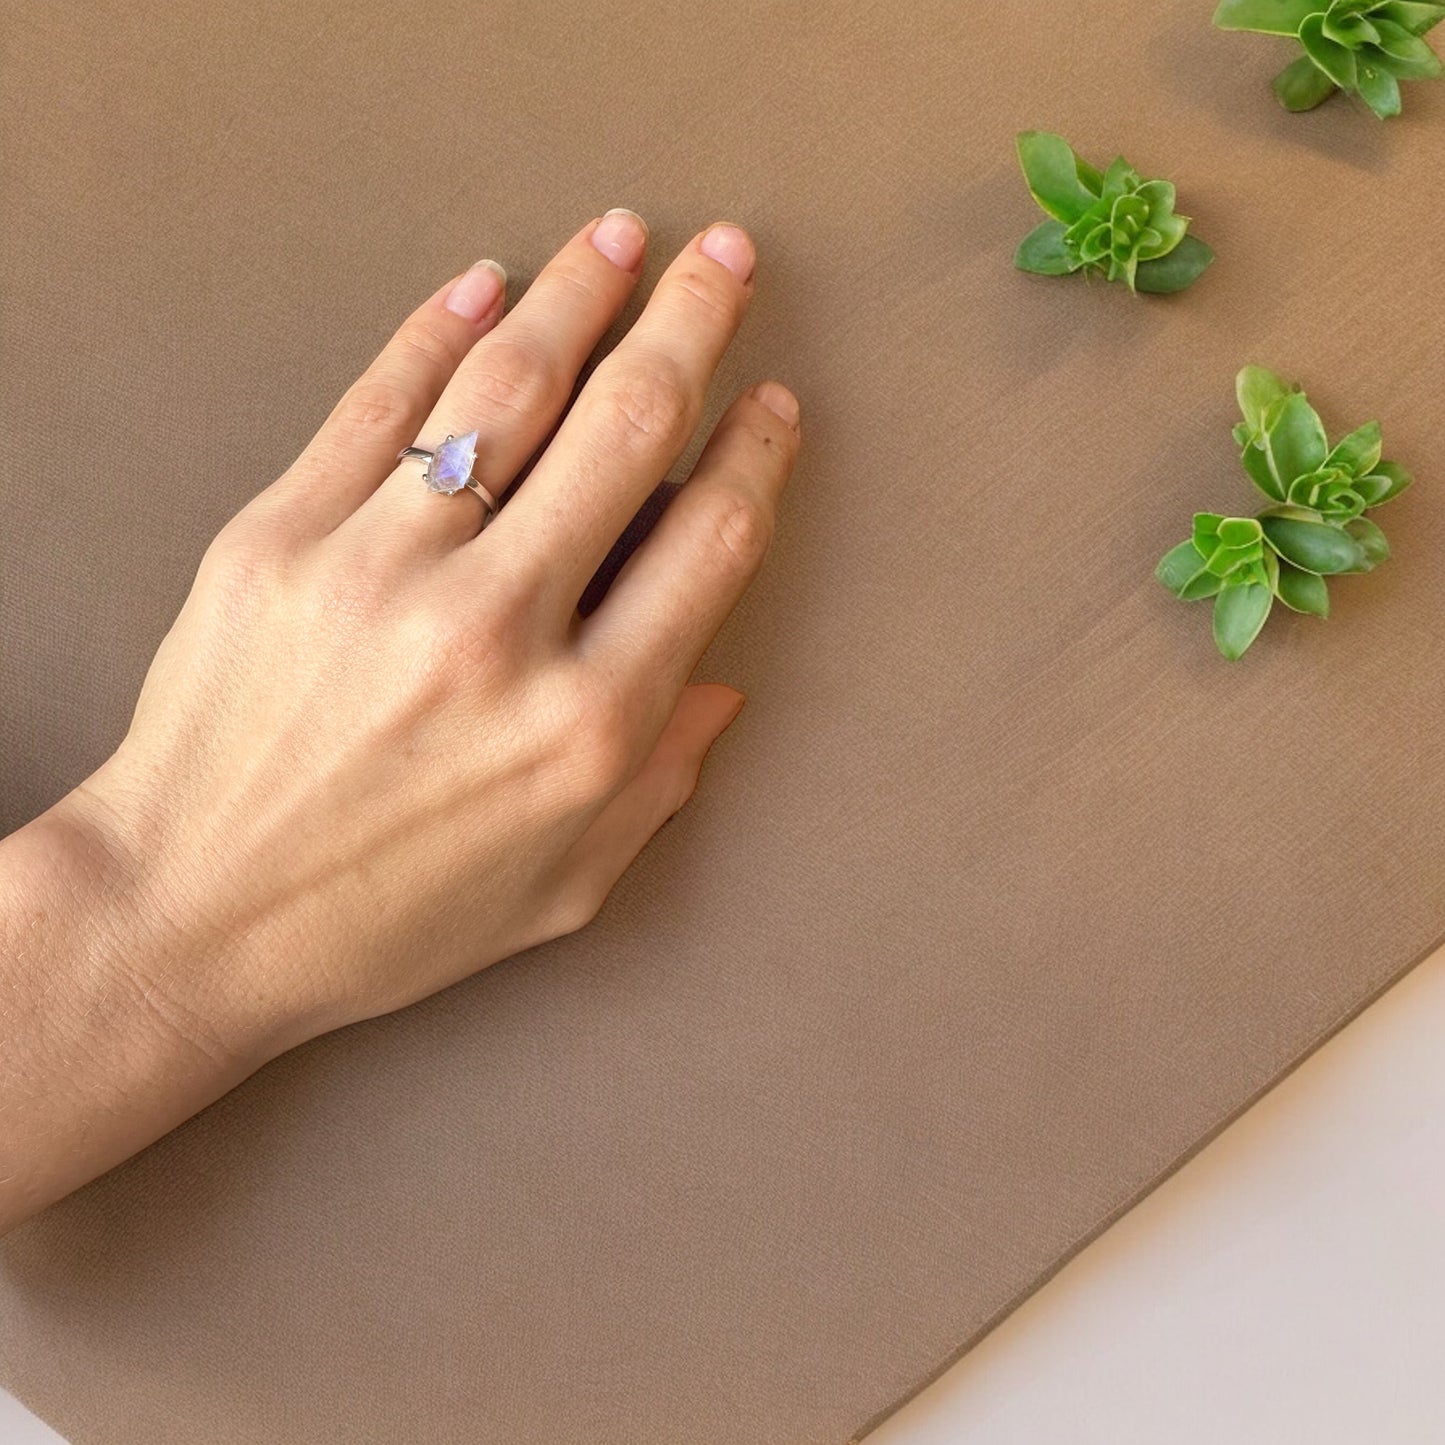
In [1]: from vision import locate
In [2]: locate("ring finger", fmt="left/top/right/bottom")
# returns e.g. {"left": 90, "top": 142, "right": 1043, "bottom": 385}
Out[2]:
{"left": 346, "top": 209, "right": 651, "bottom": 558}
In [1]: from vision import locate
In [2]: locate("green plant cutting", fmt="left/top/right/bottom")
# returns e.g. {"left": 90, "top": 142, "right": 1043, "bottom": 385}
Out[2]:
{"left": 1013, "top": 132, "right": 1215, "bottom": 295}
{"left": 1214, "top": 0, "right": 1445, "bottom": 117}
{"left": 1157, "top": 366, "right": 1413, "bottom": 659}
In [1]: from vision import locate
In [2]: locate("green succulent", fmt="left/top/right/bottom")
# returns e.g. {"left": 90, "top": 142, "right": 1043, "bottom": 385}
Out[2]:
{"left": 1158, "top": 515, "right": 1284, "bottom": 660}
{"left": 1214, "top": 0, "right": 1445, "bottom": 118}
{"left": 1014, "top": 132, "right": 1215, "bottom": 295}
{"left": 1232, "top": 366, "right": 1413, "bottom": 518}
{"left": 1158, "top": 366, "right": 1413, "bottom": 659}
{"left": 1189, "top": 514, "right": 1279, "bottom": 590}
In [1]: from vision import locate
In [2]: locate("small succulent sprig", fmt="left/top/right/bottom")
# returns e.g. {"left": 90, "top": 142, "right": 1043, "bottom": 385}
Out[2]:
{"left": 1013, "top": 133, "right": 1215, "bottom": 295}
{"left": 1214, "top": 0, "right": 1445, "bottom": 118}
{"left": 1158, "top": 366, "right": 1413, "bottom": 659}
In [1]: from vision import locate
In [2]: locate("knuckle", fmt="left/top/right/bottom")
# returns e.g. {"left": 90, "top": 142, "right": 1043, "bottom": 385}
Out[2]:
{"left": 698, "top": 488, "right": 773, "bottom": 574}
{"left": 401, "top": 605, "right": 512, "bottom": 694}
{"left": 548, "top": 882, "right": 608, "bottom": 940}
{"left": 573, "top": 717, "right": 635, "bottom": 799}
{"left": 199, "top": 515, "right": 286, "bottom": 596}
{"left": 467, "top": 336, "right": 561, "bottom": 422}
{"left": 336, "top": 375, "right": 416, "bottom": 439}
{"left": 669, "top": 267, "right": 737, "bottom": 328}
{"left": 392, "top": 320, "right": 460, "bottom": 377}
{"left": 547, "top": 671, "right": 637, "bottom": 802}
{"left": 545, "top": 258, "right": 611, "bottom": 310}
{"left": 601, "top": 360, "right": 694, "bottom": 452}
{"left": 299, "top": 562, "right": 388, "bottom": 638}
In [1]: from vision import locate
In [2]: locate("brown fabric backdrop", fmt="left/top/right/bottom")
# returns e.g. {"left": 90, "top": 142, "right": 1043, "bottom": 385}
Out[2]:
{"left": 3, "top": 2, "right": 1444, "bottom": 1441}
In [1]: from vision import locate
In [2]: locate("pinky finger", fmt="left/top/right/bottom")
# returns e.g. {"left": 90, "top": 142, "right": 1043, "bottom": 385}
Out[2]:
{"left": 580, "top": 381, "right": 800, "bottom": 690}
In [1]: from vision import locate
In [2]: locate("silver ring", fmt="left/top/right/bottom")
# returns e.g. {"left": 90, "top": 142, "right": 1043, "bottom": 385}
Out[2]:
{"left": 397, "top": 430, "right": 499, "bottom": 518}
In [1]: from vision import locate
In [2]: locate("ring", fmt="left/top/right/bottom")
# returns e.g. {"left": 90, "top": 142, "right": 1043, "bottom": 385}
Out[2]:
{"left": 397, "top": 430, "right": 499, "bottom": 517}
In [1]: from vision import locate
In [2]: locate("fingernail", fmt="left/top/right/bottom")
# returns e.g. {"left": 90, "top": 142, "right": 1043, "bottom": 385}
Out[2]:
{"left": 752, "top": 381, "right": 799, "bottom": 429}
{"left": 444, "top": 259, "right": 506, "bottom": 323}
{"left": 700, "top": 223, "right": 755, "bottom": 283}
{"left": 591, "top": 208, "right": 648, "bottom": 272}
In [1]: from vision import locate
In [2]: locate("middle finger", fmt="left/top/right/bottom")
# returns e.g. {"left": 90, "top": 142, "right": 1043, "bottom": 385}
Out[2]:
{"left": 345, "top": 209, "right": 651, "bottom": 558}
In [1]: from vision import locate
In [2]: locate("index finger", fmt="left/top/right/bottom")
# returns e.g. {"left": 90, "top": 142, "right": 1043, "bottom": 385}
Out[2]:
{"left": 475, "top": 222, "right": 757, "bottom": 609}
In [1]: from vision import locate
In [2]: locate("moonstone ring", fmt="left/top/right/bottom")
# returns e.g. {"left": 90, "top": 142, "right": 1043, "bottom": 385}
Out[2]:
{"left": 397, "top": 430, "right": 498, "bottom": 518}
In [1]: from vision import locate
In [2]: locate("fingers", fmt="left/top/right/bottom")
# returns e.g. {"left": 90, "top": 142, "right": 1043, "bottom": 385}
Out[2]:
{"left": 276, "top": 261, "right": 508, "bottom": 534}
{"left": 345, "top": 211, "right": 650, "bottom": 558}
{"left": 556, "top": 683, "right": 745, "bottom": 926}
{"left": 480, "top": 222, "right": 757, "bottom": 606}
{"left": 581, "top": 381, "right": 799, "bottom": 690}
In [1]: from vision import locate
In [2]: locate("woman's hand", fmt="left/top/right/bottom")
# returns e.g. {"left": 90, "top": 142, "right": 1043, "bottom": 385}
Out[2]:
{"left": 0, "top": 211, "right": 799, "bottom": 1228}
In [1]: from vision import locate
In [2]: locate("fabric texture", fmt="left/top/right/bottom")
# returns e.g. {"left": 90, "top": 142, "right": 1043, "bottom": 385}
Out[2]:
{"left": 2, "top": 2, "right": 1444, "bottom": 1441}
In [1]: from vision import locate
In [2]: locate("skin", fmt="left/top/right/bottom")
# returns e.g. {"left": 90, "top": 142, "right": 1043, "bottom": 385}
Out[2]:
{"left": 0, "top": 210, "right": 800, "bottom": 1234}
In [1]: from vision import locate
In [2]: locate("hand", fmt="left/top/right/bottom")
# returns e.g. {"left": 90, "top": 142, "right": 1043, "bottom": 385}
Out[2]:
{"left": 90, "top": 209, "right": 799, "bottom": 1041}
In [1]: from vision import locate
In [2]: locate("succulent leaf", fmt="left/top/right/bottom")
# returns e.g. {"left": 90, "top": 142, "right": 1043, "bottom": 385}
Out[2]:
{"left": 1134, "top": 236, "right": 1215, "bottom": 294}
{"left": 1015, "top": 221, "right": 1079, "bottom": 275}
{"left": 1180, "top": 569, "right": 1228, "bottom": 601}
{"left": 1302, "top": 12, "right": 1362, "bottom": 83}
{"left": 1236, "top": 366, "right": 1294, "bottom": 438}
{"left": 1344, "top": 515, "right": 1392, "bottom": 570}
{"left": 1016, "top": 132, "right": 1100, "bottom": 223}
{"left": 1158, "top": 540, "right": 1207, "bottom": 591}
{"left": 1213, "top": 583, "right": 1275, "bottom": 659}
{"left": 1262, "top": 392, "right": 1329, "bottom": 488}
{"left": 1274, "top": 52, "right": 1342, "bottom": 104}
{"left": 1358, "top": 62, "right": 1405, "bottom": 111}
{"left": 1325, "top": 420, "right": 1383, "bottom": 475}
{"left": 1370, "top": 16, "right": 1445, "bottom": 68}
{"left": 1377, "top": 1, "right": 1445, "bottom": 33}
{"left": 1324, "top": 12, "right": 1382, "bottom": 44}
{"left": 1363, "top": 459, "right": 1413, "bottom": 504}
{"left": 1260, "top": 508, "right": 1367, "bottom": 573}
{"left": 1214, "top": 0, "right": 1323, "bottom": 33}
{"left": 1241, "top": 442, "right": 1285, "bottom": 500}
{"left": 1274, "top": 561, "right": 1332, "bottom": 616}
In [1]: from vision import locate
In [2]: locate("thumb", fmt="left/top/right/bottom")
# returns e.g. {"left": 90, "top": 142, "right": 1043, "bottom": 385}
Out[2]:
{"left": 561, "top": 682, "right": 746, "bottom": 907}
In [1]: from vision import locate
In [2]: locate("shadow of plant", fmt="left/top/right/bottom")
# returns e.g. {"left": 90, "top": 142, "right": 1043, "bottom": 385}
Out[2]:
{"left": 904, "top": 163, "right": 1180, "bottom": 402}
{"left": 1149, "top": 8, "right": 1395, "bottom": 172}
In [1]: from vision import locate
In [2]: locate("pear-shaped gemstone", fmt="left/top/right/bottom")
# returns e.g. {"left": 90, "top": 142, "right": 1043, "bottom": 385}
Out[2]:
{"left": 426, "top": 430, "right": 479, "bottom": 493}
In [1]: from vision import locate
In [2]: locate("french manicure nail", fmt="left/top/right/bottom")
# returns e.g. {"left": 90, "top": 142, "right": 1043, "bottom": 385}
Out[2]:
{"left": 753, "top": 381, "right": 799, "bottom": 429}
{"left": 700, "top": 223, "right": 755, "bottom": 283}
{"left": 444, "top": 259, "right": 506, "bottom": 323}
{"left": 591, "top": 208, "right": 648, "bottom": 272}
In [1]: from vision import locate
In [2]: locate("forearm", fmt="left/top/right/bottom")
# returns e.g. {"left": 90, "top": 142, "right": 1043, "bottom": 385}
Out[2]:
{"left": 0, "top": 789, "right": 281, "bottom": 1233}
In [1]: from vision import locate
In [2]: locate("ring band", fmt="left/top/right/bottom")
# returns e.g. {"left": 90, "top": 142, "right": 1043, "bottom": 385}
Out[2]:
{"left": 397, "top": 430, "right": 499, "bottom": 517}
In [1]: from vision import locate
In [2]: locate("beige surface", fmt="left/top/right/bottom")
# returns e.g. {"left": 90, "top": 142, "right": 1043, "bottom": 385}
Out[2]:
{"left": 3, "top": 2, "right": 1445, "bottom": 1442}
{"left": 7, "top": 945, "right": 1445, "bottom": 1443}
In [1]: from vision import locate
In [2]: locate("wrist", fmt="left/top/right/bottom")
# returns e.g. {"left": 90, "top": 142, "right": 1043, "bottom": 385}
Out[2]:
{"left": 14, "top": 774, "right": 305, "bottom": 1074}
{"left": 0, "top": 787, "right": 282, "bottom": 1228}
